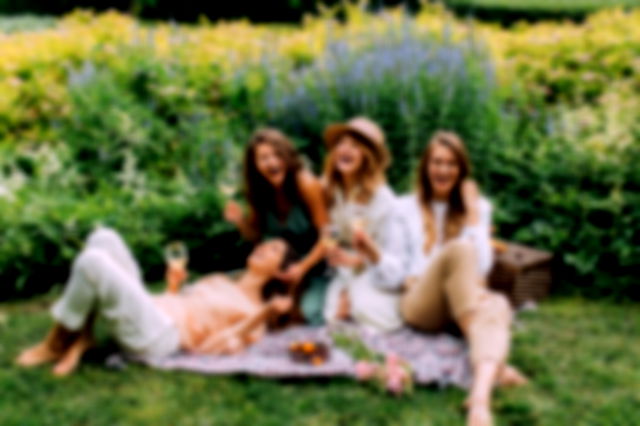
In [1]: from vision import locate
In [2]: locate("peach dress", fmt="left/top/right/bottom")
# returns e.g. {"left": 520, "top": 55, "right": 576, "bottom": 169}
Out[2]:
{"left": 153, "top": 275, "right": 263, "bottom": 353}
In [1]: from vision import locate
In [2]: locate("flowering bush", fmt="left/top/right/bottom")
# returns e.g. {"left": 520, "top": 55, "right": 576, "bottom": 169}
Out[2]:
{"left": 0, "top": 6, "right": 639, "bottom": 299}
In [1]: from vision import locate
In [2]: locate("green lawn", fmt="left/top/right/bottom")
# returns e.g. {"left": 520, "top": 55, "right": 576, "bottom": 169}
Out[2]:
{"left": 1, "top": 296, "right": 638, "bottom": 426}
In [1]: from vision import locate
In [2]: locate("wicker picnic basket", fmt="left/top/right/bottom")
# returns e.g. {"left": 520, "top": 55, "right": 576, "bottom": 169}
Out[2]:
{"left": 488, "top": 240, "right": 553, "bottom": 308}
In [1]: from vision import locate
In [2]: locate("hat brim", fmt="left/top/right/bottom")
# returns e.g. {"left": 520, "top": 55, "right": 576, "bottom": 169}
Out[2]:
{"left": 323, "top": 122, "right": 390, "bottom": 168}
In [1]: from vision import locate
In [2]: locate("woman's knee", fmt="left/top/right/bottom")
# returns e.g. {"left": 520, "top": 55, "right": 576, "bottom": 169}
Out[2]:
{"left": 74, "top": 248, "right": 110, "bottom": 276}
{"left": 86, "top": 227, "right": 122, "bottom": 249}
{"left": 489, "top": 293, "right": 512, "bottom": 324}
{"left": 476, "top": 292, "right": 512, "bottom": 327}
{"left": 443, "top": 239, "right": 475, "bottom": 261}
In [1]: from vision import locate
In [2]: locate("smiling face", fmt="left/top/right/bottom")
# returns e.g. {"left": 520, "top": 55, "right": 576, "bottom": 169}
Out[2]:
{"left": 426, "top": 143, "right": 461, "bottom": 199}
{"left": 332, "top": 134, "right": 366, "bottom": 178}
{"left": 247, "top": 239, "right": 287, "bottom": 277}
{"left": 254, "top": 142, "right": 287, "bottom": 188}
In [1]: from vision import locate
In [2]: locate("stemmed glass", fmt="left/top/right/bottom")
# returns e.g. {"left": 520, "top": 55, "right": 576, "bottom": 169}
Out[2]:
{"left": 350, "top": 205, "right": 369, "bottom": 236}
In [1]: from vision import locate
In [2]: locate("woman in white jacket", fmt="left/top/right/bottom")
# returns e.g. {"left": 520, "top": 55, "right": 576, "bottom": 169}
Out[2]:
{"left": 398, "top": 131, "right": 526, "bottom": 426}
{"left": 321, "top": 117, "right": 405, "bottom": 333}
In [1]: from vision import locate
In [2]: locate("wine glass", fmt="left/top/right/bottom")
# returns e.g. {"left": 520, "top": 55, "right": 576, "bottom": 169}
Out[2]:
{"left": 350, "top": 205, "right": 369, "bottom": 236}
{"left": 321, "top": 224, "right": 341, "bottom": 251}
{"left": 164, "top": 241, "right": 188, "bottom": 293}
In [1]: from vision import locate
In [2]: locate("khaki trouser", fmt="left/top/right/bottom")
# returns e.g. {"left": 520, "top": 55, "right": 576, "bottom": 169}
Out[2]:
{"left": 400, "top": 240, "right": 512, "bottom": 366}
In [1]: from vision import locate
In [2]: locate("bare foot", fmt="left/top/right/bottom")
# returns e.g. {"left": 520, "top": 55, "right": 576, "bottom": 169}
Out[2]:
{"left": 466, "top": 400, "right": 493, "bottom": 426}
{"left": 497, "top": 365, "right": 528, "bottom": 388}
{"left": 16, "top": 343, "right": 63, "bottom": 367}
{"left": 52, "top": 336, "right": 93, "bottom": 377}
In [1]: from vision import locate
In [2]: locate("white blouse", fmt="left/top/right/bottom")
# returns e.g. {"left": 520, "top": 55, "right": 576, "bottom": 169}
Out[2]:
{"left": 324, "top": 184, "right": 406, "bottom": 332}
{"left": 397, "top": 193, "right": 494, "bottom": 278}
{"left": 328, "top": 184, "right": 406, "bottom": 291}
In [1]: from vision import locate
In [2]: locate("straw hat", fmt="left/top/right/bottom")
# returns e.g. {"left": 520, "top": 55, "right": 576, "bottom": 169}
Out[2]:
{"left": 323, "top": 116, "right": 391, "bottom": 169}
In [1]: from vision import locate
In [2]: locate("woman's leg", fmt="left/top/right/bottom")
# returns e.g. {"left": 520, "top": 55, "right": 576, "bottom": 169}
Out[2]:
{"left": 440, "top": 242, "right": 514, "bottom": 426}
{"left": 16, "top": 324, "right": 78, "bottom": 367}
{"left": 401, "top": 240, "right": 515, "bottom": 426}
{"left": 459, "top": 293, "right": 512, "bottom": 426}
{"left": 19, "top": 228, "right": 175, "bottom": 371}
{"left": 85, "top": 227, "right": 143, "bottom": 282}
{"left": 52, "top": 246, "right": 174, "bottom": 356}
{"left": 51, "top": 313, "right": 96, "bottom": 376}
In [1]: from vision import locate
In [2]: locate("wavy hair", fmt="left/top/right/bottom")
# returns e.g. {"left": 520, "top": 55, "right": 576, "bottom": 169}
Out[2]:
{"left": 416, "top": 131, "right": 472, "bottom": 253}
{"left": 244, "top": 128, "right": 303, "bottom": 236}
{"left": 323, "top": 131, "right": 385, "bottom": 205}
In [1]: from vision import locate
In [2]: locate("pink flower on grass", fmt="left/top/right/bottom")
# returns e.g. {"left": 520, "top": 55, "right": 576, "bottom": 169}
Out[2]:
{"left": 354, "top": 361, "right": 377, "bottom": 381}
{"left": 386, "top": 374, "right": 404, "bottom": 395}
{"left": 385, "top": 352, "right": 400, "bottom": 368}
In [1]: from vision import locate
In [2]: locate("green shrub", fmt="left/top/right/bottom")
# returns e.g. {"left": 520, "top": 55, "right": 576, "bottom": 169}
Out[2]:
{"left": 0, "top": 186, "right": 251, "bottom": 300}
{"left": 253, "top": 22, "right": 502, "bottom": 190}
{"left": 1, "top": 8, "right": 638, "bottom": 302}
{"left": 238, "top": 21, "right": 640, "bottom": 300}
{"left": 444, "top": 0, "right": 640, "bottom": 24}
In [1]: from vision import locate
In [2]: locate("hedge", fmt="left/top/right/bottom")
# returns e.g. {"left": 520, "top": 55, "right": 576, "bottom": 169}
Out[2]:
{"left": 1, "top": 7, "right": 638, "bottom": 301}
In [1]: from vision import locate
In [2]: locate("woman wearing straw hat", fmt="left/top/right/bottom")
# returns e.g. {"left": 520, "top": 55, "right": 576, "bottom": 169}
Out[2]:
{"left": 321, "top": 117, "right": 405, "bottom": 333}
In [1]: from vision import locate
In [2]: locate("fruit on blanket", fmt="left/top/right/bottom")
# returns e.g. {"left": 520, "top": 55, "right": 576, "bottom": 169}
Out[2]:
{"left": 302, "top": 342, "right": 315, "bottom": 353}
{"left": 288, "top": 340, "right": 330, "bottom": 365}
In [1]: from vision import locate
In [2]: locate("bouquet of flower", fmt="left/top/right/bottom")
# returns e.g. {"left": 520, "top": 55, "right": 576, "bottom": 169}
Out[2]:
{"left": 331, "top": 328, "right": 414, "bottom": 396}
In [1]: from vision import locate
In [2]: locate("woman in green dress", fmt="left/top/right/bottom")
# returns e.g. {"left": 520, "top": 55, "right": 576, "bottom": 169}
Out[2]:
{"left": 224, "top": 128, "right": 329, "bottom": 325}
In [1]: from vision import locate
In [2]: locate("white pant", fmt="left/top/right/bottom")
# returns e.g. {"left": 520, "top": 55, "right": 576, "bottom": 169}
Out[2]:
{"left": 324, "top": 267, "right": 402, "bottom": 333}
{"left": 51, "top": 227, "right": 179, "bottom": 359}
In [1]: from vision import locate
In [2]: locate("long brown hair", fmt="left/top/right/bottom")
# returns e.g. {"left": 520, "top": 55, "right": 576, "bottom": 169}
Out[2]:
{"left": 417, "top": 131, "right": 472, "bottom": 253}
{"left": 244, "top": 128, "right": 303, "bottom": 235}
{"left": 323, "top": 131, "right": 386, "bottom": 205}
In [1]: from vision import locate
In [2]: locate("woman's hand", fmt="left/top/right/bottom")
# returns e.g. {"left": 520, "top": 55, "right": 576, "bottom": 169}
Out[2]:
{"left": 224, "top": 200, "right": 244, "bottom": 226}
{"left": 336, "top": 290, "right": 351, "bottom": 320}
{"left": 269, "top": 295, "right": 293, "bottom": 315}
{"left": 352, "top": 228, "right": 381, "bottom": 264}
{"left": 194, "top": 329, "right": 244, "bottom": 355}
{"left": 461, "top": 179, "right": 480, "bottom": 225}
{"left": 402, "top": 276, "right": 418, "bottom": 292}
{"left": 276, "top": 262, "right": 307, "bottom": 286}
{"left": 327, "top": 247, "right": 365, "bottom": 269}
{"left": 165, "top": 266, "right": 188, "bottom": 293}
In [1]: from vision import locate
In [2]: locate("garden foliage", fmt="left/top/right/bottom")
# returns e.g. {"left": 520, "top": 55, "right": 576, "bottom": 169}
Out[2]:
{"left": 0, "top": 6, "right": 638, "bottom": 300}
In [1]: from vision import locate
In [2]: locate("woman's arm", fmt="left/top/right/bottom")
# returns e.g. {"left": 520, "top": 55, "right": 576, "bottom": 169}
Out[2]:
{"left": 279, "top": 171, "right": 329, "bottom": 286}
{"left": 192, "top": 296, "right": 292, "bottom": 354}
{"left": 460, "top": 198, "right": 494, "bottom": 276}
{"left": 353, "top": 208, "right": 407, "bottom": 291}
{"left": 224, "top": 201, "right": 260, "bottom": 242}
{"left": 349, "top": 187, "right": 406, "bottom": 290}
{"left": 460, "top": 180, "right": 493, "bottom": 275}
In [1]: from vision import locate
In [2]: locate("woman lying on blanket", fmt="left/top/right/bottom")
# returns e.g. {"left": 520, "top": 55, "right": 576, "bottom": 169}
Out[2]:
{"left": 224, "top": 128, "right": 330, "bottom": 325}
{"left": 397, "top": 131, "right": 527, "bottom": 426}
{"left": 16, "top": 227, "right": 295, "bottom": 376}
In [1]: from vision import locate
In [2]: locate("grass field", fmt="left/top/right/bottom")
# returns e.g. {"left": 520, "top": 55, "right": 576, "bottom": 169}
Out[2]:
{"left": 1, "top": 295, "right": 638, "bottom": 426}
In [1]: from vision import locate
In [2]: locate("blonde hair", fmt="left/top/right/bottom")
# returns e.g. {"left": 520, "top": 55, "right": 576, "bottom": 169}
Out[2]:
{"left": 323, "top": 132, "right": 386, "bottom": 206}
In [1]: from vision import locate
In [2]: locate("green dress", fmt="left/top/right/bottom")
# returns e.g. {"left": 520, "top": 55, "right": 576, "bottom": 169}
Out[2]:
{"left": 262, "top": 200, "right": 330, "bottom": 325}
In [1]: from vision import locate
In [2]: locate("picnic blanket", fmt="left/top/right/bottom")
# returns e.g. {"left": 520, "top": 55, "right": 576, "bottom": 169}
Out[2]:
{"left": 132, "top": 326, "right": 472, "bottom": 389}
